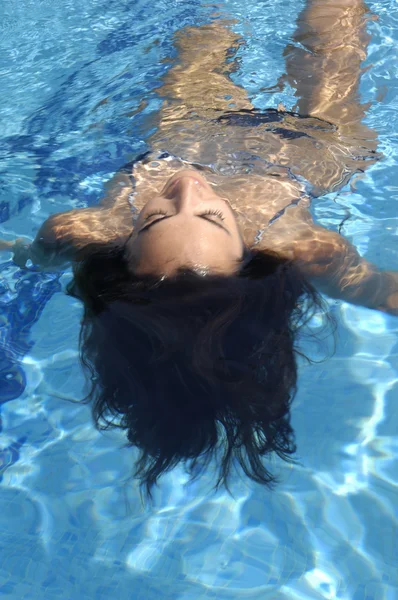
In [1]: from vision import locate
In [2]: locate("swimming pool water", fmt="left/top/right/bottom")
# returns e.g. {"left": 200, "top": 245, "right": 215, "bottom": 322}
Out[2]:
{"left": 0, "top": 1, "right": 397, "bottom": 598}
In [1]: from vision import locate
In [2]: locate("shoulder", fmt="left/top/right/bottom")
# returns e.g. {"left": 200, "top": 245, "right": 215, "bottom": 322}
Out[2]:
{"left": 258, "top": 221, "right": 350, "bottom": 278}
{"left": 31, "top": 207, "right": 131, "bottom": 266}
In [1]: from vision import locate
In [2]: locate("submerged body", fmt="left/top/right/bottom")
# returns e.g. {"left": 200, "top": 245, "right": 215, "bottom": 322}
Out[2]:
{"left": 2, "top": 0, "right": 398, "bottom": 497}
{"left": 9, "top": 2, "right": 395, "bottom": 312}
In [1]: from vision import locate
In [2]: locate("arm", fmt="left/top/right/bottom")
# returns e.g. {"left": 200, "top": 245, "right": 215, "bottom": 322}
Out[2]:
{"left": 28, "top": 208, "right": 119, "bottom": 268}
{"left": 287, "top": 225, "right": 398, "bottom": 315}
{"left": 1, "top": 171, "right": 134, "bottom": 269}
{"left": 1, "top": 208, "right": 116, "bottom": 270}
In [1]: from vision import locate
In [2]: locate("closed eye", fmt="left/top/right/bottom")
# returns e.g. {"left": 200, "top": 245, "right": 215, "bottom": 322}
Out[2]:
{"left": 198, "top": 214, "right": 230, "bottom": 234}
{"left": 143, "top": 209, "right": 168, "bottom": 222}
{"left": 201, "top": 209, "right": 225, "bottom": 221}
{"left": 139, "top": 212, "right": 230, "bottom": 235}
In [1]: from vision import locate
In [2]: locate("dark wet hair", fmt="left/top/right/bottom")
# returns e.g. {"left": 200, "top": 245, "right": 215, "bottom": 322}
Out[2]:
{"left": 68, "top": 239, "right": 328, "bottom": 501}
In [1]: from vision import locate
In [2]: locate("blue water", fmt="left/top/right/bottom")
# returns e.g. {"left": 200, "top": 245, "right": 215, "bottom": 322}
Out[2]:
{"left": 0, "top": 1, "right": 397, "bottom": 598}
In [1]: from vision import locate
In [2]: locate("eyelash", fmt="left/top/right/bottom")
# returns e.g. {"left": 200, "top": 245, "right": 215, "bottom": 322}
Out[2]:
{"left": 202, "top": 209, "right": 225, "bottom": 221}
{"left": 144, "top": 209, "right": 167, "bottom": 221}
{"left": 144, "top": 209, "right": 225, "bottom": 222}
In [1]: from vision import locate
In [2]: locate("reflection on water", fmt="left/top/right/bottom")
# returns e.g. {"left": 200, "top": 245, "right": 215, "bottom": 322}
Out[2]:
{"left": 0, "top": 0, "right": 397, "bottom": 598}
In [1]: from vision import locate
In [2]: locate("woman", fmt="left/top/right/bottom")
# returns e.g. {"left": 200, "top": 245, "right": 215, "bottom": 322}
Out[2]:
{"left": 2, "top": 0, "right": 397, "bottom": 498}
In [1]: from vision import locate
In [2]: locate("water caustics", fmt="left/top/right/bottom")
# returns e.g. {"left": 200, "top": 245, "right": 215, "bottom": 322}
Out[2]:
{"left": 0, "top": 0, "right": 397, "bottom": 599}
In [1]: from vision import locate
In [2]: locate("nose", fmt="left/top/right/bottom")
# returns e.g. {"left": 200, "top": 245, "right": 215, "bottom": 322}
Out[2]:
{"left": 168, "top": 173, "right": 208, "bottom": 211}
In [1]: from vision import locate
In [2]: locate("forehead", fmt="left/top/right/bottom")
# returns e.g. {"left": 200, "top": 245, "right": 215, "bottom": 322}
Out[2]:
{"left": 138, "top": 220, "right": 228, "bottom": 255}
{"left": 129, "top": 223, "right": 239, "bottom": 275}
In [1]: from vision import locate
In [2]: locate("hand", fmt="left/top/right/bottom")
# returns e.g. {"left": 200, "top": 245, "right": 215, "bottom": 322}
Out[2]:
{"left": 0, "top": 238, "right": 31, "bottom": 268}
{"left": 0, "top": 240, "right": 14, "bottom": 251}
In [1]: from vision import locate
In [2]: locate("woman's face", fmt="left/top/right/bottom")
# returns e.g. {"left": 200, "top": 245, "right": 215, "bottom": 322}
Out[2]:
{"left": 126, "top": 170, "right": 244, "bottom": 276}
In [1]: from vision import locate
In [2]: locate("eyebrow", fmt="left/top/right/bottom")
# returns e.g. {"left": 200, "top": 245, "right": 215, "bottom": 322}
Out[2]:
{"left": 139, "top": 215, "right": 231, "bottom": 235}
